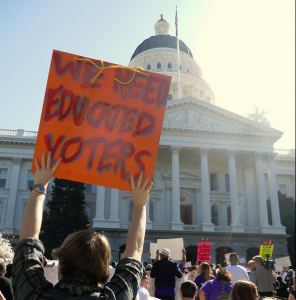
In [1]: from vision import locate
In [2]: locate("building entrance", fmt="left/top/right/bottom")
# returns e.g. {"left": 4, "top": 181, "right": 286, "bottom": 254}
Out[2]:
{"left": 181, "top": 205, "right": 192, "bottom": 224}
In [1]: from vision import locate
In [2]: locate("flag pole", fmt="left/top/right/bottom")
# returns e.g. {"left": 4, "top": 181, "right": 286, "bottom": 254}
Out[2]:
{"left": 176, "top": 6, "right": 181, "bottom": 99}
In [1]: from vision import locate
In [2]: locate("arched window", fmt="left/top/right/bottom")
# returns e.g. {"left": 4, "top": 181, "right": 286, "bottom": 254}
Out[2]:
{"left": 157, "top": 62, "right": 161, "bottom": 69}
{"left": 149, "top": 201, "right": 154, "bottom": 222}
{"left": 129, "top": 201, "right": 134, "bottom": 222}
{"left": 168, "top": 62, "right": 172, "bottom": 69}
{"left": 167, "top": 94, "right": 173, "bottom": 101}
{"left": 227, "top": 206, "right": 231, "bottom": 226}
{"left": 211, "top": 205, "right": 219, "bottom": 226}
{"left": 147, "top": 64, "right": 151, "bottom": 70}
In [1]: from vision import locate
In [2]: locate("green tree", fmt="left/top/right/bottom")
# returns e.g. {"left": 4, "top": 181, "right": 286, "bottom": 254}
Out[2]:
{"left": 40, "top": 178, "right": 90, "bottom": 258}
{"left": 267, "top": 192, "right": 295, "bottom": 268}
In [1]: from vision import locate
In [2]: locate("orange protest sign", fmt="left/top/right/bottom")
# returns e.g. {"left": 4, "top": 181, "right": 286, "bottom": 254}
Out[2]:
{"left": 198, "top": 243, "right": 211, "bottom": 262}
{"left": 32, "top": 50, "right": 171, "bottom": 191}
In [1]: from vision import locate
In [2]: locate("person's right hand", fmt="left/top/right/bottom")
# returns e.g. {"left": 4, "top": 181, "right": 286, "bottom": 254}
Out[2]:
{"left": 148, "top": 252, "right": 151, "bottom": 257}
{"left": 156, "top": 250, "right": 159, "bottom": 255}
{"left": 130, "top": 171, "right": 153, "bottom": 208}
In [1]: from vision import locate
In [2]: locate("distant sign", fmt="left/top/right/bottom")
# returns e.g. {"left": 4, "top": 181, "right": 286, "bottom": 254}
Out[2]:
{"left": 198, "top": 243, "right": 211, "bottom": 262}
{"left": 157, "top": 238, "right": 184, "bottom": 261}
{"left": 275, "top": 256, "right": 291, "bottom": 269}
{"left": 259, "top": 245, "right": 274, "bottom": 259}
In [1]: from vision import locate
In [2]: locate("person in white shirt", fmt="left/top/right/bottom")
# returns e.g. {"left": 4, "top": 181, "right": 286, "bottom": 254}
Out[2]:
{"left": 138, "top": 271, "right": 150, "bottom": 300}
{"left": 226, "top": 253, "right": 249, "bottom": 283}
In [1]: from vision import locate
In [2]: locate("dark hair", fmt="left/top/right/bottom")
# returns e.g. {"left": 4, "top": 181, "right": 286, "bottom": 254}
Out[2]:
{"left": 216, "top": 267, "right": 232, "bottom": 282}
{"left": 142, "top": 270, "right": 147, "bottom": 279}
{"left": 181, "top": 280, "right": 197, "bottom": 298}
{"left": 111, "top": 261, "right": 116, "bottom": 268}
{"left": 0, "top": 259, "right": 6, "bottom": 273}
{"left": 230, "top": 253, "right": 239, "bottom": 264}
{"left": 231, "top": 280, "right": 257, "bottom": 300}
{"left": 52, "top": 230, "right": 111, "bottom": 288}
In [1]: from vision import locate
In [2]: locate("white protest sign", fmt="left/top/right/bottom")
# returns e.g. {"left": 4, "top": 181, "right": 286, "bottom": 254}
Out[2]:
{"left": 157, "top": 238, "right": 184, "bottom": 260}
{"left": 174, "top": 273, "right": 190, "bottom": 300}
{"left": 185, "top": 261, "right": 192, "bottom": 268}
{"left": 225, "top": 253, "right": 231, "bottom": 265}
{"left": 150, "top": 243, "right": 158, "bottom": 259}
{"left": 275, "top": 256, "right": 291, "bottom": 269}
{"left": 239, "top": 258, "right": 246, "bottom": 263}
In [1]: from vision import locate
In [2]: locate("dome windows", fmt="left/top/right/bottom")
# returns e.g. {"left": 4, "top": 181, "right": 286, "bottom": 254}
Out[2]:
{"left": 167, "top": 94, "right": 173, "bottom": 101}
{"left": 168, "top": 62, "right": 172, "bottom": 69}
{"left": 157, "top": 62, "right": 161, "bottom": 69}
{"left": 147, "top": 64, "right": 151, "bottom": 70}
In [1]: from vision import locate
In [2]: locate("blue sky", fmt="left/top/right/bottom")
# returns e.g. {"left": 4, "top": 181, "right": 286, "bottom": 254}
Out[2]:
{"left": 0, "top": 0, "right": 294, "bottom": 149}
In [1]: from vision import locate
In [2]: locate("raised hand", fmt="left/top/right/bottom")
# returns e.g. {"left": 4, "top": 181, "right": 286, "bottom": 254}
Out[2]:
{"left": 34, "top": 152, "right": 61, "bottom": 188}
{"left": 130, "top": 171, "right": 153, "bottom": 207}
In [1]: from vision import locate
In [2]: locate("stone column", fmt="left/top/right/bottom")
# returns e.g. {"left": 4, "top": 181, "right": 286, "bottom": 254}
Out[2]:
{"left": 170, "top": 145, "right": 183, "bottom": 230}
{"left": 254, "top": 152, "right": 271, "bottom": 233}
{"left": 146, "top": 196, "right": 152, "bottom": 229}
{"left": 267, "top": 153, "right": 285, "bottom": 233}
{"left": 92, "top": 185, "right": 106, "bottom": 228}
{"left": 228, "top": 150, "right": 244, "bottom": 232}
{"left": 4, "top": 157, "right": 22, "bottom": 234}
{"left": 199, "top": 148, "right": 214, "bottom": 231}
{"left": 107, "top": 188, "right": 120, "bottom": 228}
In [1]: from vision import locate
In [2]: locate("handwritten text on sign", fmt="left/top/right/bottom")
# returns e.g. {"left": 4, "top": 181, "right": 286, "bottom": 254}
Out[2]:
{"left": 259, "top": 245, "right": 274, "bottom": 259}
{"left": 198, "top": 243, "right": 211, "bottom": 262}
{"left": 32, "top": 50, "right": 171, "bottom": 191}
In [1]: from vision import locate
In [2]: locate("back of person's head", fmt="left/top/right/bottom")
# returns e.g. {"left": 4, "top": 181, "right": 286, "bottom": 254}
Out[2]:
{"left": 52, "top": 230, "right": 111, "bottom": 288}
{"left": 216, "top": 267, "right": 232, "bottom": 282}
{"left": 277, "top": 275, "right": 283, "bottom": 283}
{"left": 191, "top": 265, "right": 198, "bottom": 271}
{"left": 180, "top": 280, "right": 197, "bottom": 299}
{"left": 229, "top": 253, "right": 239, "bottom": 265}
{"left": 252, "top": 255, "right": 264, "bottom": 266}
{"left": 0, "top": 259, "right": 6, "bottom": 274}
{"left": 111, "top": 261, "right": 116, "bottom": 268}
{"left": 231, "top": 280, "right": 257, "bottom": 300}
{"left": 200, "top": 262, "right": 212, "bottom": 281}
{"left": 216, "top": 264, "right": 221, "bottom": 269}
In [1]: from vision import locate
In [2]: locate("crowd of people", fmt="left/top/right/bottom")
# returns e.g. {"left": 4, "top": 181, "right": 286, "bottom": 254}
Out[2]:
{"left": 0, "top": 152, "right": 295, "bottom": 300}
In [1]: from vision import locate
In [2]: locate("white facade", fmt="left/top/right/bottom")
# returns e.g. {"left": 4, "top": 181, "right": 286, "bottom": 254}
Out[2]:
{"left": 0, "top": 16, "right": 295, "bottom": 263}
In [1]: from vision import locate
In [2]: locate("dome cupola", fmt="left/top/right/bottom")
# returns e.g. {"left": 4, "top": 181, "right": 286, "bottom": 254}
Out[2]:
{"left": 154, "top": 14, "right": 170, "bottom": 35}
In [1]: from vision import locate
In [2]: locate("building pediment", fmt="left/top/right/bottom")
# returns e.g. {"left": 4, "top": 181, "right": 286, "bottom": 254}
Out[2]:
{"left": 162, "top": 169, "right": 200, "bottom": 181}
{"left": 163, "top": 97, "right": 283, "bottom": 141}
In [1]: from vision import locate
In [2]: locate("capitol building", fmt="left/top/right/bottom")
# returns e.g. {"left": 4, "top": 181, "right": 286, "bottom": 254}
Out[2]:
{"left": 0, "top": 16, "right": 295, "bottom": 264}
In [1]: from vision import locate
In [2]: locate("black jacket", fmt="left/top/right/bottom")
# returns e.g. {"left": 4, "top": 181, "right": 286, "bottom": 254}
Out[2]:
{"left": 150, "top": 257, "right": 182, "bottom": 288}
{"left": 0, "top": 274, "right": 13, "bottom": 300}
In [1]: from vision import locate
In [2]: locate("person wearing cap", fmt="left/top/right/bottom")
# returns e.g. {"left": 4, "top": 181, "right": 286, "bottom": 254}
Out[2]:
{"left": 150, "top": 248, "right": 183, "bottom": 300}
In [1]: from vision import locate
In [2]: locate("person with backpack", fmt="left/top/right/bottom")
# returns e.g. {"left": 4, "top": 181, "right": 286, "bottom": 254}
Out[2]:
{"left": 199, "top": 267, "right": 233, "bottom": 300}
{"left": 11, "top": 151, "right": 153, "bottom": 300}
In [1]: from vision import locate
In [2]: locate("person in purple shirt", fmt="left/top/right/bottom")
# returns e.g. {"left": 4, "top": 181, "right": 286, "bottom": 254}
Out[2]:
{"left": 199, "top": 268, "right": 233, "bottom": 300}
{"left": 194, "top": 262, "right": 216, "bottom": 289}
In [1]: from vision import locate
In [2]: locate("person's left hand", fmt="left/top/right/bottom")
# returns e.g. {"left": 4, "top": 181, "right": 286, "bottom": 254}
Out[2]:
{"left": 182, "top": 249, "right": 186, "bottom": 254}
{"left": 34, "top": 152, "right": 61, "bottom": 188}
{"left": 0, "top": 290, "right": 6, "bottom": 300}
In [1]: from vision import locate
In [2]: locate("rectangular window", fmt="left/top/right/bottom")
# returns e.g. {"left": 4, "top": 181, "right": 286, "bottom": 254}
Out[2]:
{"left": 85, "top": 184, "right": 92, "bottom": 193}
{"left": 27, "top": 170, "right": 34, "bottom": 189}
{"left": 279, "top": 184, "right": 286, "bottom": 195}
{"left": 0, "top": 170, "right": 7, "bottom": 188}
{"left": 210, "top": 173, "right": 219, "bottom": 191}
{"left": 225, "top": 174, "right": 230, "bottom": 192}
